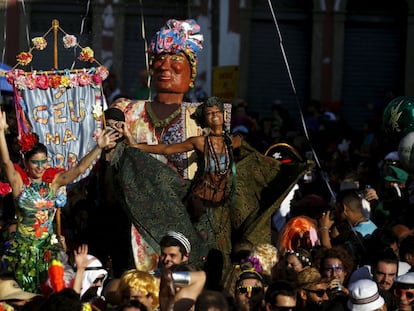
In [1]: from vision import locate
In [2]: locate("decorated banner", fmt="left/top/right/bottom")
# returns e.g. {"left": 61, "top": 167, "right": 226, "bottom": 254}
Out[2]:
{"left": 23, "top": 82, "right": 102, "bottom": 177}
{"left": 6, "top": 19, "right": 109, "bottom": 183}
{"left": 7, "top": 69, "right": 108, "bottom": 182}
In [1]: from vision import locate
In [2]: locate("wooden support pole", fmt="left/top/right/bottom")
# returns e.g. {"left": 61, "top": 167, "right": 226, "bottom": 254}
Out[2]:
{"left": 52, "top": 19, "right": 59, "bottom": 69}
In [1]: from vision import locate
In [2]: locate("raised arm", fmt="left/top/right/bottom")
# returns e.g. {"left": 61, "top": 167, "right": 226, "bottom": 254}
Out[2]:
{"left": 52, "top": 130, "right": 116, "bottom": 188}
{"left": 113, "top": 121, "right": 202, "bottom": 155}
{"left": 72, "top": 244, "right": 95, "bottom": 294}
{"left": 0, "top": 109, "right": 22, "bottom": 197}
{"left": 173, "top": 271, "right": 206, "bottom": 307}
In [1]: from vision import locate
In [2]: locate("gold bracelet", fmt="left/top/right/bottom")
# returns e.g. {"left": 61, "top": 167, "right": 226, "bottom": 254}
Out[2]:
{"left": 319, "top": 226, "right": 330, "bottom": 231}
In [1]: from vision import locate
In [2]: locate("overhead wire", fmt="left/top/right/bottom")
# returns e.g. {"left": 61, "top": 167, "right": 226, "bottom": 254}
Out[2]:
{"left": 266, "top": 0, "right": 335, "bottom": 200}
{"left": 1, "top": 0, "right": 7, "bottom": 65}
{"left": 138, "top": 0, "right": 151, "bottom": 100}
{"left": 266, "top": 1, "right": 368, "bottom": 253}
{"left": 71, "top": 0, "right": 91, "bottom": 70}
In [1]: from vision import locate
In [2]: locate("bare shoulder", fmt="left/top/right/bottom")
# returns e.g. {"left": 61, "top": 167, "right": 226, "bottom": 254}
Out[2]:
{"left": 231, "top": 134, "right": 242, "bottom": 148}
{"left": 191, "top": 135, "right": 205, "bottom": 152}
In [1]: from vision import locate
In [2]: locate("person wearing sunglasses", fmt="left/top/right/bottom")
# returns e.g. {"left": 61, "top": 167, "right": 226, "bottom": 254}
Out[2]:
{"left": 234, "top": 269, "right": 265, "bottom": 311}
{"left": 314, "top": 246, "right": 353, "bottom": 299}
{"left": 296, "top": 267, "right": 330, "bottom": 310}
{"left": 264, "top": 280, "right": 296, "bottom": 311}
{"left": 394, "top": 272, "right": 414, "bottom": 311}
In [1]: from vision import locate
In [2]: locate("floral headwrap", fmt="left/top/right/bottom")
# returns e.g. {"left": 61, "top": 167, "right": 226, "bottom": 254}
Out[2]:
{"left": 149, "top": 19, "right": 204, "bottom": 87}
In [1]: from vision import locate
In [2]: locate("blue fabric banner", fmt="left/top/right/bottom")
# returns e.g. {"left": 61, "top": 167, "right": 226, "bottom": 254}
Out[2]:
{"left": 21, "top": 85, "right": 102, "bottom": 182}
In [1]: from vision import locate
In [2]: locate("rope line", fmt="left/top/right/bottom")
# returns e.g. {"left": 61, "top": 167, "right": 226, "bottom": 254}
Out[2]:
{"left": 267, "top": 0, "right": 335, "bottom": 200}
{"left": 71, "top": 0, "right": 91, "bottom": 70}
{"left": 138, "top": 0, "right": 152, "bottom": 100}
{"left": 1, "top": 0, "right": 7, "bottom": 65}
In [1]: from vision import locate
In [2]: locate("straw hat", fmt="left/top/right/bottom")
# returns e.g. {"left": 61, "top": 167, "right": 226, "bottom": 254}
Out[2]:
{"left": 0, "top": 280, "right": 38, "bottom": 301}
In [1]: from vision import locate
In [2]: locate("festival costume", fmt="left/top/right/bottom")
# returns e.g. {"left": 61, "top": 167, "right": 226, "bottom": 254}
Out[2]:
{"left": 110, "top": 99, "right": 212, "bottom": 270}
{"left": 186, "top": 134, "right": 233, "bottom": 272}
{"left": 112, "top": 99, "right": 190, "bottom": 177}
{"left": 111, "top": 98, "right": 307, "bottom": 275}
{"left": 111, "top": 98, "right": 235, "bottom": 271}
{"left": 109, "top": 141, "right": 210, "bottom": 269}
{"left": 110, "top": 18, "right": 308, "bottom": 275}
{"left": 4, "top": 165, "right": 64, "bottom": 293}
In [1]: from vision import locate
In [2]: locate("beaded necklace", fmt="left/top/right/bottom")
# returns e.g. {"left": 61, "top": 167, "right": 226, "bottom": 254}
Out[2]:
{"left": 207, "top": 134, "right": 229, "bottom": 175}
{"left": 146, "top": 102, "right": 181, "bottom": 129}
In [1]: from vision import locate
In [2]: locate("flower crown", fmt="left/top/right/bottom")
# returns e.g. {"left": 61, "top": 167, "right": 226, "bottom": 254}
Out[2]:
{"left": 18, "top": 132, "right": 39, "bottom": 153}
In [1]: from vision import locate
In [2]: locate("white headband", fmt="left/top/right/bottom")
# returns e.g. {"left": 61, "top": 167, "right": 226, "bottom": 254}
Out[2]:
{"left": 167, "top": 231, "right": 191, "bottom": 254}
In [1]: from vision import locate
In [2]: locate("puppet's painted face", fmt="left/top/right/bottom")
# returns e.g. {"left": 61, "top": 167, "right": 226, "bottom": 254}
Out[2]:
{"left": 151, "top": 52, "right": 191, "bottom": 94}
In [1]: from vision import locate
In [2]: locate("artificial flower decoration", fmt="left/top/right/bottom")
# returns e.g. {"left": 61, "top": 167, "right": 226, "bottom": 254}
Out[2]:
{"left": 35, "top": 75, "right": 50, "bottom": 90}
{"left": 78, "top": 71, "right": 91, "bottom": 86}
{"left": 7, "top": 65, "right": 109, "bottom": 90}
{"left": 16, "top": 52, "right": 33, "bottom": 66}
{"left": 32, "top": 37, "right": 47, "bottom": 50}
{"left": 49, "top": 75, "right": 62, "bottom": 89}
{"left": 241, "top": 256, "right": 264, "bottom": 274}
{"left": 69, "top": 74, "right": 80, "bottom": 88}
{"left": 25, "top": 75, "right": 36, "bottom": 90}
{"left": 78, "top": 46, "right": 94, "bottom": 63}
{"left": 92, "top": 73, "right": 103, "bottom": 85}
{"left": 60, "top": 75, "right": 70, "bottom": 88}
{"left": 95, "top": 66, "right": 109, "bottom": 80}
{"left": 6, "top": 69, "right": 24, "bottom": 85}
{"left": 0, "top": 182, "right": 12, "bottom": 196}
{"left": 92, "top": 102, "right": 103, "bottom": 120}
{"left": 18, "top": 132, "right": 39, "bottom": 153}
{"left": 62, "top": 34, "right": 77, "bottom": 49}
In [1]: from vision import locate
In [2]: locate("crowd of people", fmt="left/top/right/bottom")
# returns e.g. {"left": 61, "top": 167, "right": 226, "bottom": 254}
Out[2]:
{"left": 0, "top": 17, "right": 413, "bottom": 311}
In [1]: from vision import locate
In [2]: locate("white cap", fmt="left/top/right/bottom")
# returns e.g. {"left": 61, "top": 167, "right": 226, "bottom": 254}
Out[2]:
{"left": 167, "top": 231, "right": 191, "bottom": 254}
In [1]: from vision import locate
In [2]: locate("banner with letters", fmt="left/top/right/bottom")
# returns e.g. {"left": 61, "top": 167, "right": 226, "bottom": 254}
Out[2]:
{"left": 22, "top": 85, "right": 102, "bottom": 181}
{"left": 7, "top": 68, "right": 109, "bottom": 183}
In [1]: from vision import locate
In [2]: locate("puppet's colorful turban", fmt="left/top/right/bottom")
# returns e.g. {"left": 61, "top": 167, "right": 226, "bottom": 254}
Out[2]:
{"left": 149, "top": 19, "right": 204, "bottom": 86}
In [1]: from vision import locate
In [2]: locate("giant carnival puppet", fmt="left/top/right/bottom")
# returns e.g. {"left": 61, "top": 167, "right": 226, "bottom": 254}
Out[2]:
{"left": 109, "top": 19, "right": 308, "bottom": 278}
{"left": 2, "top": 20, "right": 116, "bottom": 293}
